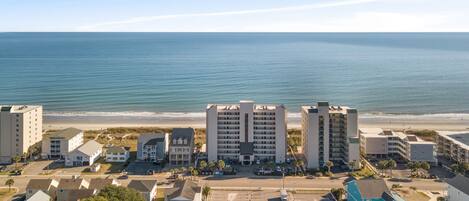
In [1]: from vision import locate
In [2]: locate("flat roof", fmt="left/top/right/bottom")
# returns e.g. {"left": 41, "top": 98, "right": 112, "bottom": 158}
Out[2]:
{"left": 45, "top": 127, "right": 82, "bottom": 140}
{"left": 438, "top": 131, "right": 469, "bottom": 149}
{"left": 0, "top": 105, "right": 41, "bottom": 113}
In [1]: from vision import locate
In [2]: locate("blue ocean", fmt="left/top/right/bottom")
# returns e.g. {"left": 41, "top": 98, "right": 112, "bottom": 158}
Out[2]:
{"left": 1, "top": 33, "right": 469, "bottom": 117}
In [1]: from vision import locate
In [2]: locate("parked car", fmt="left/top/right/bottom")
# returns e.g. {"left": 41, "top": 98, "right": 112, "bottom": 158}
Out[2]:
{"left": 146, "top": 169, "right": 155, "bottom": 175}
{"left": 118, "top": 174, "right": 128, "bottom": 179}
{"left": 306, "top": 175, "right": 315, "bottom": 179}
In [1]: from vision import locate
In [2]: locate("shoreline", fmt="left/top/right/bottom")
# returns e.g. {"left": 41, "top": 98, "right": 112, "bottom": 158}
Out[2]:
{"left": 43, "top": 112, "right": 469, "bottom": 131}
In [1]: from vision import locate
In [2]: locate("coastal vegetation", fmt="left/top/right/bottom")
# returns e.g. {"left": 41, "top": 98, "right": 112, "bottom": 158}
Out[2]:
{"left": 402, "top": 129, "right": 437, "bottom": 141}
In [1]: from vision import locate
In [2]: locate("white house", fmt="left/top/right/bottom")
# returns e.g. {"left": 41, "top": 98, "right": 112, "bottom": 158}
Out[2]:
{"left": 41, "top": 127, "right": 84, "bottom": 159}
{"left": 26, "top": 190, "right": 51, "bottom": 201}
{"left": 106, "top": 146, "right": 130, "bottom": 162}
{"left": 65, "top": 140, "right": 103, "bottom": 167}
{"left": 128, "top": 180, "right": 158, "bottom": 201}
{"left": 26, "top": 179, "right": 59, "bottom": 200}
{"left": 447, "top": 175, "right": 469, "bottom": 201}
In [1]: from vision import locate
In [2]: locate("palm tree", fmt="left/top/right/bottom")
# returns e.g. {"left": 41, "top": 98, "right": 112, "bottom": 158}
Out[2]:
{"left": 331, "top": 188, "right": 346, "bottom": 200}
{"left": 377, "top": 160, "right": 388, "bottom": 176}
{"left": 208, "top": 161, "right": 216, "bottom": 171}
{"left": 217, "top": 160, "right": 225, "bottom": 170}
{"left": 420, "top": 162, "right": 430, "bottom": 171}
{"left": 5, "top": 178, "right": 14, "bottom": 191}
{"left": 202, "top": 186, "right": 211, "bottom": 201}
{"left": 387, "top": 159, "right": 397, "bottom": 178}
{"left": 12, "top": 155, "right": 21, "bottom": 169}
{"left": 325, "top": 161, "right": 334, "bottom": 173}
{"left": 199, "top": 160, "right": 208, "bottom": 170}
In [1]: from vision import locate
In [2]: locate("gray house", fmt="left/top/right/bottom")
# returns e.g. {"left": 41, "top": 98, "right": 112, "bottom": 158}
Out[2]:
{"left": 137, "top": 133, "right": 169, "bottom": 162}
{"left": 169, "top": 128, "right": 194, "bottom": 167}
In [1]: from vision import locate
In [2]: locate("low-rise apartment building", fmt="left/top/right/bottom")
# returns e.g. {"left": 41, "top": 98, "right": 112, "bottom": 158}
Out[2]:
{"left": 169, "top": 128, "right": 194, "bottom": 167}
{"left": 41, "top": 127, "right": 83, "bottom": 159}
{"left": 206, "top": 100, "right": 287, "bottom": 165}
{"left": 360, "top": 128, "right": 437, "bottom": 163}
{"left": 436, "top": 131, "right": 469, "bottom": 163}
{"left": 301, "top": 102, "right": 360, "bottom": 169}
{"left": 137, "top": 133, "right": 169, "bottom": 162}
{"left": 0, "top": 105, "right": 43, "bottom": 164}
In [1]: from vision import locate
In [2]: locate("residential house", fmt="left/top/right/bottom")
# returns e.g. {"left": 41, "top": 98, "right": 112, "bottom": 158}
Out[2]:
{"left": 26, "top": 179, "right": 59, "bottom": 200}
{"left": 346, "top": 179, "right": 404, "bottom": 201}
{"left": 106, "top": 146, "right": 130, "bottom": 162}
{"left": 165, "top": 180, "right": 201, "bottom": 201}
{"left": 26, "top": 190, "right": 51, "bottom": 201}
{"left": 169, "top": 128, "right": 194, "bottom": 167}
{"left": 65, "top": 140, "right": 103, "bottom": 167}
{"left": 446, "top": 175, "right": 469, "bottom": 201}
{"left": 56, "top": 178, "right": 90, "bottom": 201}
{"left": 137, "top": 133, "right": 169, "bottom": 162}
{"left": 128, "top": 180, "right": 158, "bottom": 201}
{"left": 42, "top": 127, "right": 83, "bottom": 159}
{"left": 89, "top": 178, "right": 120, "bottom": 191}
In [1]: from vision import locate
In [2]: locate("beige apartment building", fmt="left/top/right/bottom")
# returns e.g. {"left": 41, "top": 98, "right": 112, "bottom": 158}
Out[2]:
{"left": 206, "top": 100, "right": 287, "bottom": 165}
{"left": 360, "top": 128, "right": 437, "bottom": 163}
{"left": 0, "top": 105, "right": 43, "bottom": 164}
{"left": 436, "top": 131, "right": 469, "bottom": 163}
{"left": 301, "top": 101, "right": 360, "bottom": 170}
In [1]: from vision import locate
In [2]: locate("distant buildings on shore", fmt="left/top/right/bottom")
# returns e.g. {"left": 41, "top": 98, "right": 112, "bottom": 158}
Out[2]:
{"left": 0, "top": 105, "right": 43, "bottom": 164}
{"left": 206, "top": 100, "right": 287, "bottom": 164}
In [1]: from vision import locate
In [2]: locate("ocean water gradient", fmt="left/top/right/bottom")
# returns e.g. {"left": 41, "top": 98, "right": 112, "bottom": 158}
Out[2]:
{"left": 1, "top": 33, "right": 469, "bottom": 116}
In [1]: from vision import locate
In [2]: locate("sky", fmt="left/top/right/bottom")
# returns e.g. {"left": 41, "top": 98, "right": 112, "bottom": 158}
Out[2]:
{"left": 1, "top": 0, "right": 468, "bottom": 32}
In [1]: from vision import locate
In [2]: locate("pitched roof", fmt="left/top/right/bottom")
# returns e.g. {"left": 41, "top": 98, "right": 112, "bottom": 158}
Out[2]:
{"left": 27, "top": 190, "right": 51, "bottom": 201}
{"left": 128, "top": 180, "right": 157, "bottom": 192}
{"left": 26, "top": 179, "right": 55, "bottom": 190}
{"left": 145, "top": 138, "right": 165, "bottom": 146}
{"left": 446, "top": 175, "right": 469, "bottom": 195}
{"left": 166, "top": 180, "right": 201, "bottom": 200}
{"left": 106, "top": 146, "right": 128, "bottom": 154}
{"left": 45, "top": 127, "right": 82, "bottom": 140}
{"left": 58, "top": 178, "right": 86, "bottom": 190}
{"left": 89, "top": 178, "right": 116, "bottom": 190}
{"left": 66, "top": 189, "right": 96, "bottom": 201}
{"left": 74, "top": 140, "right": 103, "bottom": 156}
{"left": 355, "top": 179, "right": 391, "bottom": 199}
{"left": 171, "top": 128, "right": 194, "bottom": 146}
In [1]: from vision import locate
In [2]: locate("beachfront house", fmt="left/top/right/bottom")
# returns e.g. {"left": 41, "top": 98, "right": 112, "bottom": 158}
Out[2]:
{"left": 169, "top": 128, "right": 194, "bottom": 167}
{"left": 105, "top": 146, "right": 130, "bottom": 162}
{"left": 128, "top": 180, "right": 158, "bottom": 201}
{"left": 65, "top": 140, "right": 103, "bottom": 167}
{"left": 41, "top": 127, "right": 84, "bottom": 159}
{"left": 137, "top": 133, "right": 169, "bottom": 162}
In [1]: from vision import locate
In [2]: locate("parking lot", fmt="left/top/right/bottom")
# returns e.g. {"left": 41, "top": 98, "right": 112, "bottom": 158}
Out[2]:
{"left": 126, "top": 161, "right": 162, "bottom": 175}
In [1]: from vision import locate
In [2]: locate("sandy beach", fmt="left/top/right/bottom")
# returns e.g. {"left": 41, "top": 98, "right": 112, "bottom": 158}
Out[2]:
{"left": 44, "top": 113, "right": 469, "bottom": 131}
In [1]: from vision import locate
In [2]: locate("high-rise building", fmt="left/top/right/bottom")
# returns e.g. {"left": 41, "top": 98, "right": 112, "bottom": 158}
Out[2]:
{"left": 301, "top": 101, "right": 360, "bottom": 169}
{"left": 0, "top": 105, "right": 43, "bottom": 164}
{"left": 206, "top": 100, "right": 287, "bottom": 165}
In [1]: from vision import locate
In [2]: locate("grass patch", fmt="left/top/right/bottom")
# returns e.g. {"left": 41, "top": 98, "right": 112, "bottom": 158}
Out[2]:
{"left": 395, "top": 188, "right": 430, "bottom": 201}
{"left": 0, "top": 188, "right": 17, "bottom": 200}
{"left": 402, "top": 129, "right": 437, "bottom": 142}
{"left": 350, "top": 166, "right": 376, "bottom": 178}
{"left": 82, "top": 158, "right": 129, "bottom": 175}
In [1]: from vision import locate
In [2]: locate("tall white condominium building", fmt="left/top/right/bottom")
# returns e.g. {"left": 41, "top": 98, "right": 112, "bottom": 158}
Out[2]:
{"left": 301, "top": 102, "right": 360, "bottom": 170}
{"left": 360, "top": 128, "right": 437, "bottom": 163}
{"left": 436, "top": 131, "right": 469, "bottom": 163}
{"left": 206, "top": 100, "right": 287, "bottom": 165}
{"left": 0, "top": 105, "right": 43, "bottom": 164}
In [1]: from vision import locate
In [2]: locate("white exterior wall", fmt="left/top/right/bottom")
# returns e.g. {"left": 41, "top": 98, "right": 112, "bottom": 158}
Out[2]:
{"left": 0, "top": 106, "right": 42, "bottom": 164}
{"left": 206, "top": 101, "right": 287, "bottom": 164}
{"left": 65, "top": 147, "right": 102, "bottom": 166}
{"left": 42, "top": 131, "right": 83, "bottom": 159}
{"left": 106, "top": 151, "right": 129, "bottom": 162}
{"left": 301, "top": 108, "right": 320, "bottom": 169}
{"left": 448, "top": 184, "right": 469, "bottom": 201}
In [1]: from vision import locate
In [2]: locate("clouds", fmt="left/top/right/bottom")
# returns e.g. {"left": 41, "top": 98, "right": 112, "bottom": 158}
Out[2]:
{"left": 76, "top": 0, "right": 379, "bottom": 31}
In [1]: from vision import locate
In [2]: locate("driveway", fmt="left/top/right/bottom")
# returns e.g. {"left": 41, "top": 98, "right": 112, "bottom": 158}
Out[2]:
{"left": 126, "top": 161, "right": 162, "bottom": 175}
{"left": 22, "top": 160, "right": 54, "bottom": 175}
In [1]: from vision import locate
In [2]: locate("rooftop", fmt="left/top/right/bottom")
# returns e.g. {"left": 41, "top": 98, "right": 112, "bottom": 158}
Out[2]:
{"left": 0, "top": 105, "right": 41, "bottom": 113}
{"left": 106, "top": 146, "right": 129, "bottom": 154}
{"left": 446, "top": 175, "right": 469, "bottom": 196}
{"left": 27, "top": 190, "right": 51, "bottom": 201}
{"left": 26, "top": 179, "right": 57, "bottom": 190}
{"left": 437, "top": 131, "right": 469, "bottom": 149}
{"left": 207, "top": 100, "right": 282, "bottom": 111}
{"left": 44, "top": 127, "right": 82, "bottom": 140}
{"left": 128, "top": 180, "right": 157, "bottom": 192}
{"left": 88, "top": 178, "right": 116, "bottom": 190}
{"left": 73, "top": 140, "right": 103, "bottom": 156}
{"left": 165, "top": 180, "right": 201, "bottom": 200}
{"left": 301, "top": 102, "right": 355, "bottom": 114}
{"left": 58, "top": 178, "right": 86, "bottom": 190}
{"left": 171, "top": 128, "right": 194, "bottom": 146}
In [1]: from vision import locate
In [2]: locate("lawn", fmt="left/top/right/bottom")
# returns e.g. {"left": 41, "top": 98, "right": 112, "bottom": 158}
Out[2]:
{"left": 82, "top": 158, "right": 129, "bottom": 175}
{"left": 350, "top": 165, "right": 376, "bottom": 178}
{"left": 0, "top": 188, "right": 17, "bottom": 200}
